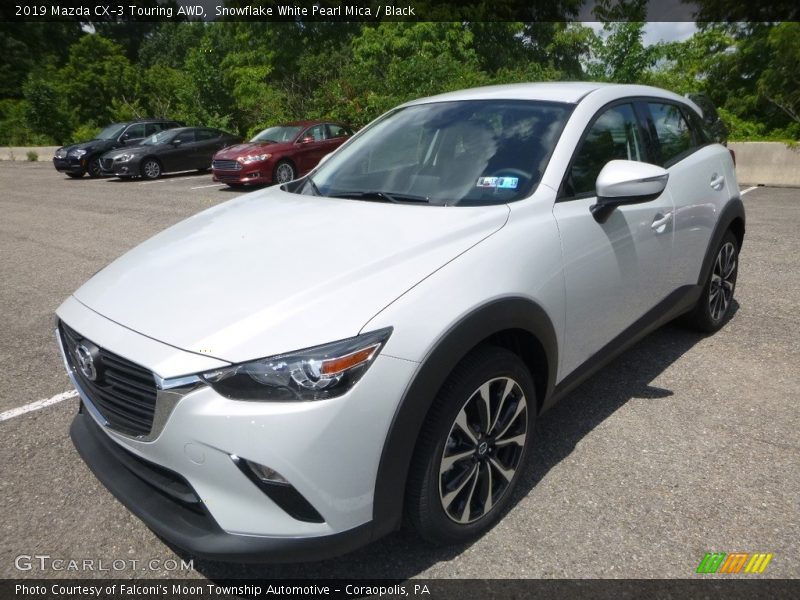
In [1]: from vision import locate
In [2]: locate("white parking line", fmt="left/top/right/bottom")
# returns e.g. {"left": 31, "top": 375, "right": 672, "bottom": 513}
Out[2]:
{"left": 139, "top": 173, "right": 209, "bottom": 185}
{"left": 190, "top": 183, "right": 225, "bottom": 189}
{"left": 740, "top": 186, "right": 758, "bottom": 196}
{"left": 0, "top": 390, "right": 78, "bottom": 422}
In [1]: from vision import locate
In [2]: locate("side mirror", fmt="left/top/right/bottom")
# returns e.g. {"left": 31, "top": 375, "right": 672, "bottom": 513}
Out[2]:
{"left": 300, "top": 136, "right": 314, "bottom": 144}
{"left": 591, "top": 160, "right": 668, "bottom": 220}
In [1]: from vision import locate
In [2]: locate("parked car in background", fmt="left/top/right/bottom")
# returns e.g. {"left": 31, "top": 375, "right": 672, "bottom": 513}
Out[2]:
{"left": 53, "top": 119, "right": 182, "bottom": 178}
{"left": 211, "top": 120, "right": 354, "bottom": 187}
{"left": 101, "top": 127, "right": 241, "bottom": 180}
{"left": 58, "top": 82, "right": 743, "bottom": 562}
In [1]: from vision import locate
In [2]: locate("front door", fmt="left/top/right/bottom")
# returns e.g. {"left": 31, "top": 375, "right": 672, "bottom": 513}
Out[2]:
{"left": 553, "top": 102, "right": 675, "bottom": 376}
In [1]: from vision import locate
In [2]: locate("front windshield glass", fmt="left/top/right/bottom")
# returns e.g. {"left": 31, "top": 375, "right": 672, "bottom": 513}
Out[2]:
{"left": 303, "top": 100, "right": 573, "bottom": 206}
{"left": 251, "top": 126, "right": 303, "bottom": 143}
{"left": 95, "top": 124, "right": 126, "bottom": 140}
{"left": 142, "top": 130, "right": 176, "bottom": 146}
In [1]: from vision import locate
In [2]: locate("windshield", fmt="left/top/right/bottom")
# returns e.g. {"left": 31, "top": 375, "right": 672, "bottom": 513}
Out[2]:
{"left": 142, "top": 130, "right": 176, "bottom": 146}
{"left": 302, "top": 100, "right": 573, "bottom": 206}
{"left": 95, "top": 124, "right": 126, "bottom": 140}
{"left": 251, "top": 126, "right": 303, "bottom": 143}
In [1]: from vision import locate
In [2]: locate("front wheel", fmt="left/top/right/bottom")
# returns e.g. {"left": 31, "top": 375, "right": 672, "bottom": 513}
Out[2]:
{"left": 140, "top": 158, "right": 162, "bottom": 180}
{"left": 686, "top": 230, "right": 739, "bottom": 332}
{"left": 86, "top": 157, "right": 103, "bottom": 178}
{"left": 406, "top": 346, "right": 536, "bottom": 545}
{"left": 273, "top": 160, "right": 295, "bottom": 184}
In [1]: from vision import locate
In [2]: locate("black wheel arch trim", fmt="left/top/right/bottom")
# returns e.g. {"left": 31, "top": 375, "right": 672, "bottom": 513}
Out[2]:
{"left": 697, "top": 197, "right": 745, "bottom": 287}
{"left": 370, "top": 297, "right": 558, "bottom": 537}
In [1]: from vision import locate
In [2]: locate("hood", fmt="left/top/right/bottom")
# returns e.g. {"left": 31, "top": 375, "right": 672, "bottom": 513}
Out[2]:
{"left": 73, "top": 188, "right": 509, "bottom": 364}
{"left": 214, "top": 141, "right": 290, "bottom": 160}
{"left": 61, "top": 139, "right": 114, "bottom": 154}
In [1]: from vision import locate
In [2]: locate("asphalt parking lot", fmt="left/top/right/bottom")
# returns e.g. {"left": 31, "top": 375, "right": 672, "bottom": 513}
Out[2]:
{"left": 0, "top": 162, "right": 798, "bottom": 580}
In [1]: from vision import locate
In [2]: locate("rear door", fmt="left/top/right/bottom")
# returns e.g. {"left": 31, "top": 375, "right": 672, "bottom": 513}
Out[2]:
{"left": 160, "top": 130, "right": 196, "bottom": 172}
{"left": 194, "top": 129, "right": 226, "bottom": 169}
{"left": 641, "top": 101, "right": 732, "bottom": 289}
{"left": 553, "top": 102, "right": 676, "bottom": 376}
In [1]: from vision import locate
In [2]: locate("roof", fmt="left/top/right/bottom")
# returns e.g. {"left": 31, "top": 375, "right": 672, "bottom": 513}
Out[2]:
{"left": 404, "top": 82, "right": 697, "bottom": 110}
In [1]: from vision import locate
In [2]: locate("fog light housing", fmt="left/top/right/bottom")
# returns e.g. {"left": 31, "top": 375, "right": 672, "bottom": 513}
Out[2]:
{"left": 238, "top": 457, "right": 288, "bottom": 484}
{"left": 231, "top": 455, "right": 324, "bottom": 523}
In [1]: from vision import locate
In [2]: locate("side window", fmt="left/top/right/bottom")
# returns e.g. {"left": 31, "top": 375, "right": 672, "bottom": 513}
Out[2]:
{"left": 196, "top": 129, "right": 220, "bottom": 141}
{"left": 648, "top": 102, "right": 694, "bottom": 166}
{"left": 326, "top": 124, "right": 351, "bottom": 139}
{"left": 303, "top": 125, "right": 326, "bottom": 142}
{"left": 145, "top": 123, "right": 162, "bottom": 136}
{"left": 175, "top": 130, "right": 196, "bottom": 144}
{"left": 565, "top": 104, "right": 644, "bottom": 197}
{"left": 123, "top": 123, "right": 146, "bottom": 140}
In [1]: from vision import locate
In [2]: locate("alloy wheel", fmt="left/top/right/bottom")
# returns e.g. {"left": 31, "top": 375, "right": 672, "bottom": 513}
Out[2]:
{"left": 709, "top": 241, "right": 736, "bottom": 321}
{"left": 142, "top": 159, "right": 161, "bottom": 179}
{"left": 438, "top": 377, "right": 528, "bottom": 524}
{"left": 275, "top": 162, "right": 295, "bottom": 183}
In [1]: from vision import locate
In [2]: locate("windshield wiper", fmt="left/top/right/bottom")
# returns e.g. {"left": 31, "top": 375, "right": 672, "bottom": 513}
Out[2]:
{"left": 305, "top": 177, "right": 322, "bottom": 196}
{"left": 330, "top": 191, "right": 430, "bottom": 204}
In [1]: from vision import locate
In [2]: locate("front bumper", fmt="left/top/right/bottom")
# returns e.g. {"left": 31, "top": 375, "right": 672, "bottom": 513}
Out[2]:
{"left": 70, "top": 409, "right": 373, "bottom": 563}
{"left": 101, "top": 157, "right": 140, "bottom": 177}
{"left": 57, "top": 297, "right": 417, "bottom": 560}
{"left": 212, "top": 165, "right": 272, "bottom": 185}
{"left": 53, "top": 156, "right": 84, "bottom": 174}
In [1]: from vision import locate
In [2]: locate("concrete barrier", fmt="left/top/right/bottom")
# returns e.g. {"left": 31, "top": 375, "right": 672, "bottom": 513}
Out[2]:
{"left": 729, "top": 142, "right": 800, "bottom": 187}
{"left": 1, "top": 146, "right": 59, "bottom": 161}
{"left": 3, "top": 142, "right": 799, "bottom": 187}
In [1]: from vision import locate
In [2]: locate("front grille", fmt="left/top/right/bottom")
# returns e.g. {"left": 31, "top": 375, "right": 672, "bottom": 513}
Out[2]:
{"left": 212, "top": 159, "right": 241, "bottom": 171}
{"left": 100, "top": 158, "right": 113, "bottom": 170}
{"left": 60, "top": 322, "right": 157, "bottom": 437}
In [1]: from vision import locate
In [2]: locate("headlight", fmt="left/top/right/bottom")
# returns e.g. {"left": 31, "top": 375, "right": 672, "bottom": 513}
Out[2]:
{"left": 70, "top": 149, "right": 87, "bottom": 158}
{"left": 55, "top": 148, "right": 67, "bottom": 159}
{"left": 240, "top": 153, "right": 271, "bottom": 164}
{"left": 115, "top": 154, "right": 134, "bottom": 162}
{"left": 202, "top": 328, "right": 392, "bottom": 401}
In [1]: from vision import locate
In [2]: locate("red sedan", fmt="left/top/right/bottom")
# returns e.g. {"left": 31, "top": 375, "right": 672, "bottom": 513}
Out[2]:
{"left": 211, "top": 120, "right": 354, "bottom": 187}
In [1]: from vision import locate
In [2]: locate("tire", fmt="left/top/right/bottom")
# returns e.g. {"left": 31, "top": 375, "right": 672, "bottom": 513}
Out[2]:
{"left": 86, "top": 157, "right": 103, "bottom": 178}
{"left": 66, "top": 172, "right": 83, "bottom": 179}
{"left": 273, "top": 160, "right": 295, "bottom": 184}
{"left": 140, "top": 158, "right": 162, "bottom": 180}
{"left": 406, "top": 346, "right": 536, "bottom": 545}
{"left": 686, "top": 230, "right": 739, "bottom": 333}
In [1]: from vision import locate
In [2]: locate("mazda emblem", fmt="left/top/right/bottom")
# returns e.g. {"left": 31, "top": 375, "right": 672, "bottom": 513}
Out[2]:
{"left": 76, "top": 344, "right": 98, "bottom": 381}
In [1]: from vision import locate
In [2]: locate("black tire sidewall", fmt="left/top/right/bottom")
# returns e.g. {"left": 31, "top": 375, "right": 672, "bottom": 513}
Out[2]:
{"left": 407, "top": 346, "right": 537, "bottom": 545}
{"left": 692, "top": 230, "right": 739, "bottom": 332}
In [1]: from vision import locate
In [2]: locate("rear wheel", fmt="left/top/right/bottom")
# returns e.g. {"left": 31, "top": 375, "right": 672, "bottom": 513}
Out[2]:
{"left": 686, "top": 230, "right": 739, "bottom": 332}
{"left": 140, "top": 158, "right": 162, "bottom": 180}
{"left": 406, "top": 346, "right": 536, "bottom": 545}
{"left": 86, "top": 157, "right": 102, "bottom": 178}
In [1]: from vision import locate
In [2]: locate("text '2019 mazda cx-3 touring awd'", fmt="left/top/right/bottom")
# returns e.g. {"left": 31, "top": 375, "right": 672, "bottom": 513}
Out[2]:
{"left": 57, "top": 83, "right": 743, "bottom": 562}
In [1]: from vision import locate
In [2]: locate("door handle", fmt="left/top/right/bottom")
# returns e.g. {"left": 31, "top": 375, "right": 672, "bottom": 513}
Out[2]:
{"left": 710, "top": 173, "right": 725, "bottom": 190}
{"left": 651, "top": 212, "right": 673, "bottom": 231}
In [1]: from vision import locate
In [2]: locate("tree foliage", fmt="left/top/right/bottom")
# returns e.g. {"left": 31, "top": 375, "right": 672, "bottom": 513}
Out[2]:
{"left": 1, "top": 19, "right": 798, "bottom": 145}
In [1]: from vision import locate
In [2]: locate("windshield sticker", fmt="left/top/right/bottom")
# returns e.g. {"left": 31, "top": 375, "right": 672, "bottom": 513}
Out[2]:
{"left": 477, "top": 176, "right": 519, "bottom": 189}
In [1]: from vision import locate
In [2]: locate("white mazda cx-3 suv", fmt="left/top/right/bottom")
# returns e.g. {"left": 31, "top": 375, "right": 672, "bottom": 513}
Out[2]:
{"left": 57, "top": 83, "right": 743, "bottom": 562}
